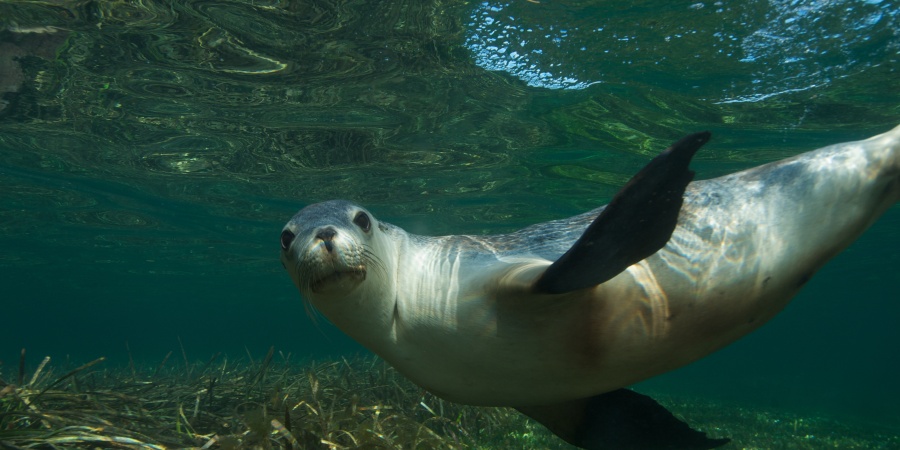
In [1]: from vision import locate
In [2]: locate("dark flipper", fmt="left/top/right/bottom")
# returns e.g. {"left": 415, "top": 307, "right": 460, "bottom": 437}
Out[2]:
{"left": 533, "top": 132, "right": 711, "bottom": 294}
{"left": 516, "top": 389, "right": 730, "bottom": 450}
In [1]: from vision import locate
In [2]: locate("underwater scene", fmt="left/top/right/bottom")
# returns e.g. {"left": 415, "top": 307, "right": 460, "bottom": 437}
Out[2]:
{"left": 1, "top": 0, "right": 899, "bottom": 448}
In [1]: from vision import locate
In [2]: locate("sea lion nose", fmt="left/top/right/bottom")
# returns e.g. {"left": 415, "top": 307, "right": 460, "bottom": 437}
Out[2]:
{"left": 316, "top": 228, "right": 337, "bottom": 252}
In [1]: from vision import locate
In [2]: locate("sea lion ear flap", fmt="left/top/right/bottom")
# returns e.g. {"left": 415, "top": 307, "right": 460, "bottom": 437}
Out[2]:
{"left": 532, "top": 132, "right": 710, "bottom": 294}
{"left": 515, "top": 389, "right": 730, "bottom": 450}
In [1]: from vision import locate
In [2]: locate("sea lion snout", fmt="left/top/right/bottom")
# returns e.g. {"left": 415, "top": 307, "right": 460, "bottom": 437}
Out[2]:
{"left": 315, "top": 227, "right": 338, "bottom": 252}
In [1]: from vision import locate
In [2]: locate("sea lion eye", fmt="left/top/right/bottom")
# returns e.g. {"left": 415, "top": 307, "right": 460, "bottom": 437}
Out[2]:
{"left": 280, "top": 229, "right": 295, "bottom": 250}
{"left": 353, "top": 212, "right": 371, "bottom": 232}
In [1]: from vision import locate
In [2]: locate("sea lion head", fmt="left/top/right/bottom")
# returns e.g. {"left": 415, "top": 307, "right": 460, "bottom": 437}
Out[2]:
{"left": 280, "top": 200, "right": 389, "bottom": 299}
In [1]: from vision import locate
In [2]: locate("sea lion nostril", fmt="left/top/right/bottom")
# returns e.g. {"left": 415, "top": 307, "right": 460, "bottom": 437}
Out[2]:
{"left": 316, "top": 228, "right": 337, "bottom": 252}
{"left": 280, "top": 229, "right": 295, "bottom": 250}
{"left": 316, "top": 228, "right": 337, "bottom": 241}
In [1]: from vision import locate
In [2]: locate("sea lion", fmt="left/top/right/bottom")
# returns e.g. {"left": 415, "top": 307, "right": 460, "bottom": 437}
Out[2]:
{"left": 280, "top": 125, "right": 900, "bottom": 449}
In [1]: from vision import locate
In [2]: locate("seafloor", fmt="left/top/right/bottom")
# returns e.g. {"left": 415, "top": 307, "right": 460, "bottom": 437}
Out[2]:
{"left": 1, "top": 350, "right": 897, "bottom": 449}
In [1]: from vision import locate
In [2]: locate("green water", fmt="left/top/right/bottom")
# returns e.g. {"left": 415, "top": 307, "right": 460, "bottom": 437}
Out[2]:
{"left": 1, "top": 0, "right": 898, "bottom": 437}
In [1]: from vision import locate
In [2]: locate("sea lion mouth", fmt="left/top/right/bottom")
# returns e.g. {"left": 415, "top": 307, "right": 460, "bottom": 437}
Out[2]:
{"left": 310, "top": 268, "right": 366, "bottom": 293}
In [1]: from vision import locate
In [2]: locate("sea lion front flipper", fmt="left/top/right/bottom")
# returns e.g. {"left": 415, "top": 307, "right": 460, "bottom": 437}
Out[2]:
{"left": 532, "top": 132, "right": 710, "bottom": 294}
{"left": 515, "top": 388, "right": 730, "bottom": 450}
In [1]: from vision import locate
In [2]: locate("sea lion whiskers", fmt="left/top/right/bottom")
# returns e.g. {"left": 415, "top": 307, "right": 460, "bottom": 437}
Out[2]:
{"left": 289, "top": 258, "right": 319, "bottom": 321}
{"left": 360, "top": 245, "right": 386, "bottom": 281}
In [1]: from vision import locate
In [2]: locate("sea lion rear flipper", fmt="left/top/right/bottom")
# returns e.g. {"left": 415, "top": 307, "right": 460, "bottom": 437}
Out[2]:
{"left": 532, "top": 132, "right": 710, "bottom": 294}
{"left": 515, "top": 388, "right": 730, "bottom": 450}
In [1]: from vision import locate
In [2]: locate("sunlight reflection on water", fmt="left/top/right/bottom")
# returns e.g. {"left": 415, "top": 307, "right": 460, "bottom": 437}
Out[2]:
{"left": 465, "top": 0, "right": 899, "bottom": 103}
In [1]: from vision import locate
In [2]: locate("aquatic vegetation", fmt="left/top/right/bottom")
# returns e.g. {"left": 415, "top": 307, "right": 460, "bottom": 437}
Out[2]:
{"left": 1, "top": 348, "right": 897, "bottom": 449}
{"left": 0, "top": 349, "right": 563, "bottom": 449}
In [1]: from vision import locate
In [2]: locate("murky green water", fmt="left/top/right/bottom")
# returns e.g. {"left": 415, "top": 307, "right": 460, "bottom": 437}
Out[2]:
{"left": 2, "top": 0, "right": 899, "bottom": 442}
